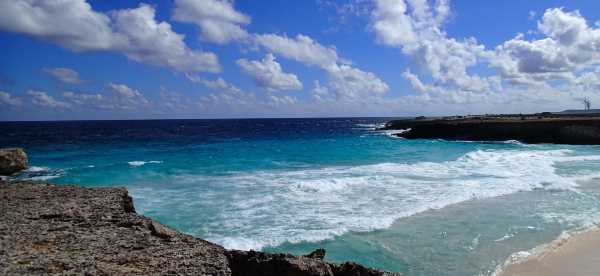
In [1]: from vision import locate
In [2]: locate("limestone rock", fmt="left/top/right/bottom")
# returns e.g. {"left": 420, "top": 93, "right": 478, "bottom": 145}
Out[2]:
{"left": 0, "top": 148, "right": 28, "bottom": 175}
{"left": 0, "top": 182, "right": 401, "bottom": 276}
{"left": 305, "top": 248, "right": 327, "bottom": 260}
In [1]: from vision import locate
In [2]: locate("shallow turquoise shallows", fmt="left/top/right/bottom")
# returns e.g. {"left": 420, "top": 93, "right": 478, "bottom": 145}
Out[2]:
{"left": 3, "top": 118, "right": 600, "bottom": 276}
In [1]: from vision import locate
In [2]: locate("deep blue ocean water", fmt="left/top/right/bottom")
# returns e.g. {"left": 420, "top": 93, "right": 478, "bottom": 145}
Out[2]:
{"left": 3, "top": 118, "right": 600, "bottom": 275}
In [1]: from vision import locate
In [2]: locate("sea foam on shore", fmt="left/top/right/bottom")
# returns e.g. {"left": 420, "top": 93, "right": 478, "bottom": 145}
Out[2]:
{"left": 495, "top": 227, "right": 600, "bottom": 276}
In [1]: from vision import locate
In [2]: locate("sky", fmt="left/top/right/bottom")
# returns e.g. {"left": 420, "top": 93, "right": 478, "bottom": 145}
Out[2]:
{"left": 1, "top": 0, "right": 600, "bottom": 120}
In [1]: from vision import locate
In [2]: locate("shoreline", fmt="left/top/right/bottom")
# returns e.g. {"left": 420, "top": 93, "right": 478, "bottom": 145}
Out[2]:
{"left": 383, "top": 113, "right": 600, "bottom": 145}
{"left": 0, "top": 181, "right": 400, "bottom": 275}
{"left": 496, "top": 227, "right": 600, "bottom": 276}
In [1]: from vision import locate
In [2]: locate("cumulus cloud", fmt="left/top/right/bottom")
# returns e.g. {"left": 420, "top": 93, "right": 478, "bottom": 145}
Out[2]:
{"left": 310, "top": 80, "right": 331, "bottom": 103}
{"left": 402, "top": 69, "right": 428, "bottom": 93}
{"left": 186, "top": 75, "right": 243, "bottom": 93}
{"left": 199, "top": 85, "right": 257, "bottom": 110}
{"left": 62, "top": 91, "right": 110, "bottom": 109}
{"left": 173, "top": 0, "right": 250, "bottom": 44}
{"left": 493, "top": 8, "right": 600, "bottom": 85}
{"left": 254, "top": 34, "right": 341, "bottom": 68}
{"left": 111, "top": 4, "right": 220, "bottom": 73}
{"left": 237, "top": 53, "right": 303, "bottom": 91}
{"left": 254, "top": 33, "right": 388, "bottom": 99}
{"left": 0, "top": 0, "right": 220, "bottom": 73}
{"left": 267, "top": 95, "right": 298, "bottom": 107}
{"left": 325, "top": 64, "right": 389, "bottom": 99}
{"left": 159, "top": 87, "right": 191, "bottom": 112}
{"left": 0, "top": 0, "right": 113, "bottom": 51}
{"left": 44, "top": 67, "right": 83, "bottom": 84}
{"left": 27, "top": 90, "right": 70, "bottom": 109}
{"left": 108, "top": 83, "right": 149, "bottom": 109}
{"left": 61, "top": 84, "right": 155, "bottom": 111}
{"left": 0, "top": 91, "right": 22, "bottom": 107}
{"left": 371, "top": 0, "right": 495, "bottom": 92}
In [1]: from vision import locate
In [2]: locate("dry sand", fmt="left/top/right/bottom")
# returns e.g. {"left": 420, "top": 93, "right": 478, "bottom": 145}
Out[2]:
{"left": 498, "top": 228, "right": 600, "bottom": 276}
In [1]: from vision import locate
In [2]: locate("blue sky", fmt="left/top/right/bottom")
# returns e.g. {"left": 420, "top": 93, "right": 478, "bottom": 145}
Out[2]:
{"left": 1, "top": 0, "right": 600, "bottom": 120}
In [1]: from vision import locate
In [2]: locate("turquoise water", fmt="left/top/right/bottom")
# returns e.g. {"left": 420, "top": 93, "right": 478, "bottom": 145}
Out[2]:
{"left": 3, "top": 118, "right": 600, "bottom": 275}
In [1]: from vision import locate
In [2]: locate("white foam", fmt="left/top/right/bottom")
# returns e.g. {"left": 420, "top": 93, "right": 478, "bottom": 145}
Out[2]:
{"left": 19, "top": 166, "right": 65, "bottom": 181}
{"left": 128, "top": 160, "right": 163, "bottom": 167}
{"left": 381, "top": 128, "right": 411, "bottom": 139}
{"left": 131, "top": 148, "right": 600, "bottom": 251}
{"left": 355, "top": 123, "right": 386, "bottom": 130}
{"left": 25, "top": 166, "right": 50, "bottom": 172}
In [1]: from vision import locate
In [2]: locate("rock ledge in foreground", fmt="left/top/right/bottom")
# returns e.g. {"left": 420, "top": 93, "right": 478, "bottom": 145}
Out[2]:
{"left": 0, "top": 182, "right": 400, "bottom": 276}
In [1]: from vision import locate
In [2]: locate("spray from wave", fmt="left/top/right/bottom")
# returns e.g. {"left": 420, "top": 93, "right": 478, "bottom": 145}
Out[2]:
{"left": 131, "top": 149, "right": 600, "bottom": 251}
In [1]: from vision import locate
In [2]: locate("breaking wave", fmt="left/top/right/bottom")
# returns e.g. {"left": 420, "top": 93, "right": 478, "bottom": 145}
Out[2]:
{"left": 131, "top": 148, "right": 600, "bottom": 250}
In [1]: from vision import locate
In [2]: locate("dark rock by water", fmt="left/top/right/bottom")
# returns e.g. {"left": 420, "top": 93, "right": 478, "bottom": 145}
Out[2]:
{"left": 0, "top": 182, "right": 401, "bottom": 276}
{"left": 0, "top": 148, "right": 28, "bottom": 175}
{"left": 383, "top": 113, "right": 600, "bottom": 145}
{"left": 305, "top": 248, "right": 327, "bottom": 260}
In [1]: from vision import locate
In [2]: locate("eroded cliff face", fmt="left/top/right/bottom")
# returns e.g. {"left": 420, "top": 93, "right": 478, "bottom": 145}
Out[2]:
{"left": 0, "top": 182, "right": 400, "bottom": 276}
{"left": 384, "top": 116, "right": 600, "bottom": 144}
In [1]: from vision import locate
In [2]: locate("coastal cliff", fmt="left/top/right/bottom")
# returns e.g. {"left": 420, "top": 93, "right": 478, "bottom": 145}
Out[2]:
{"left": 0, "top": 182, "right": 400, "bottom": 276}
{"left": 383, "top": 114, "right": 600, "bottom": 144}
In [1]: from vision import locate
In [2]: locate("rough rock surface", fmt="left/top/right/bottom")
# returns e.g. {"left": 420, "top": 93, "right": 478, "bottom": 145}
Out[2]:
{"left": 0, "top": 182, "right": 401, "bottom": 276}
{"left": 226, "top": 250, "right": 399, "bottom": 276}
{"left": 0, "top": 148, "right": 28, "bottom": 175}
{"left": 383, "top": 114, "right": 600, "bottom": 145}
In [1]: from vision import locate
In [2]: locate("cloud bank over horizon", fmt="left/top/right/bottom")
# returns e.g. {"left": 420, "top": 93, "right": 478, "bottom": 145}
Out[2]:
{"left": 1, "top": 0, "right": 599, "bottom": 120}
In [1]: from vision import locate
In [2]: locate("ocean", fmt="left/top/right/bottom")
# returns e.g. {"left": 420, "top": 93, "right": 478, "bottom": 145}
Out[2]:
{"left": 2, "top": 118, "right": 600, "bottom": 275}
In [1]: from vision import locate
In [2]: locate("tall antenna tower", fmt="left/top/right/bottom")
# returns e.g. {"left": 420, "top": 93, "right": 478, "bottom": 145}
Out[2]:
{"left": 583, "top": 97, "right": 591, "bottom": 111}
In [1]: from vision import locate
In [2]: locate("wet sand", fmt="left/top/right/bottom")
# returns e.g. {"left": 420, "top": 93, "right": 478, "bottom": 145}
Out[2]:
{"left": 498, "top": 228, "right": 600, "bottom": 276}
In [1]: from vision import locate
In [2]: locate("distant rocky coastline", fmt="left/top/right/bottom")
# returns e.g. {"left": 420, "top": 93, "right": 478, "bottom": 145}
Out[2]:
{"left": 383, "top": 112, "right": 600, "bottom": 145}
{"left": 0, "top": 148, "right": 399, "bottom": 276}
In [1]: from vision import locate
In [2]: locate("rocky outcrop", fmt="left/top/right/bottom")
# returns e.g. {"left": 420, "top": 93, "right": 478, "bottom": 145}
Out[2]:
{"left": 0, "top": 148, "right": 28, "bottom": 175}
{"left": 383, "top": 114, "right": 600, "bottom": 145}
{"left": 0, "top": 182, "right": 400, "bottom": 276}
{"left": 226, "top": 249, "right": 399, "bottom": 276}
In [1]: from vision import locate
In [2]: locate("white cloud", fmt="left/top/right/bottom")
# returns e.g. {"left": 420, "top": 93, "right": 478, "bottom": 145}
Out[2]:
{"left": 254, "top": 33, "right": 389, "bottom": 99}
{"left": 61, "top": 85, "right": 154, "bottom": 111}
{"left": 254, "top": 34, "right": 341, "bottom": 68}
{"left": 108, "top": 83, "right": 149, "bottom": 109}
{"left": 44, "top": 67, "right": 83, "bottom": 84}
{"left": 0, "top": 91, "right": 22, "bottom": 107}
{"left": 186, "top": 75, "right": 243, "bottom": 93}
{"left": 199, "top": 86, "right": 257, "bottom": 110}
{"left": 493, "top": 8, "right": 600, "bottom": 85}
{"left": 0, "top": 0, "right": 220, "bottom": 73}
{"left": 325, "top": 64, "right": 389, "bottom": 99}
{"left": 237, "top": 53, "right": 303, "bottom": 91}
{"left": 310, "top": 80, "right": 331, "bottom": 103}
{"left": 0, "top": 0, "right": 114, "bottom": 51}
{"left": 316, "top": 0, "right": 373, "bottom": 30}
{"left": 371, "top": 0, "right": 416, "bottom": 47}
{"left": 267, "top": 95, "right": 298, "bottom": 107}
{"left": 528, "top": 10, "right": 537, "bottom": 21}
{"left": 371, "top": 0, "right": 495, "bottom": 92}
{"left": 108, "top": 83, "right": 142, "bottom": 98}
{"left": 27, "top": 90, "right": 70, "bottom": 109}
{"left": 159, "top": 87, "right": 191, "bottom": 112}
{"left": 62, "top": 91, "right": 110, "bottom": 109}
{"left": 111, "top": 4, "right": 220, "bottom": 73}
{"left": 402, "top": 69, "right": 428, "bottom": 92}
{"left": 172, "top": 0, "right": 250, "bottom": 44}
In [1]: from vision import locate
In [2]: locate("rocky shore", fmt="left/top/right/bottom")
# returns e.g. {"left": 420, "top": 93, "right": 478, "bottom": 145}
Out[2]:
{"left": 383, "top": 113, "right": 600, "bottom": 144}
{"left": 0, "top": 181, "right": 400, "bottom": 276}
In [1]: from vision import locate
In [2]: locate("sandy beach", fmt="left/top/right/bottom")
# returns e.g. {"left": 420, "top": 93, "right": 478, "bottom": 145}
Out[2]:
{"left": 498, "top": 228, "right": 600, "bottom": 276}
